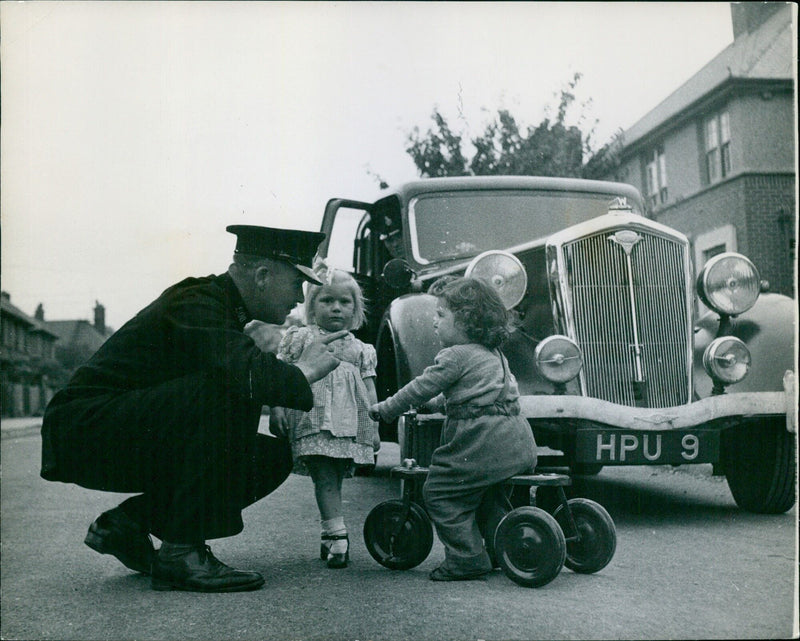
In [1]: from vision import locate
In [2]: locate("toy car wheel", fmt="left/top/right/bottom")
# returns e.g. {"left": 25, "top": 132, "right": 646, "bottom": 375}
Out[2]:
{"left": 553, "top": 498, "right": 616, "bottom": 574}
{"left": 494, "top": 506, "right": 566, "bottom": 588}
{"left": 363, "top": 500, "right": 433, "bottom": 570}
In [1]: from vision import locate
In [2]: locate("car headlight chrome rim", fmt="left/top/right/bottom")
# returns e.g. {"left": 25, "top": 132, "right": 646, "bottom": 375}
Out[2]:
{"left": 534, "top": 335, "right": 583, "bottom": 383}
{"left": 702, "top": 336, "right": 751, "bottom": 385}
{"left": 697, "top": 252, "right": 760, "bottom": 316}
{"left": 465, "top": 250, "right": 527, "bottom": 310}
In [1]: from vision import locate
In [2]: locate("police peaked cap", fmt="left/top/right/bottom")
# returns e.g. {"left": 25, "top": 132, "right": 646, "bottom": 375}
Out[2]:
{"left": 227, "top": 225, "right": 325, "bottom": 285}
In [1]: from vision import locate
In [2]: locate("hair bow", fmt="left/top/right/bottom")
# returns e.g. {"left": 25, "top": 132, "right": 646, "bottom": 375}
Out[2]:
{"left": 311, "top": 257, "right": 335, "bottom": 286}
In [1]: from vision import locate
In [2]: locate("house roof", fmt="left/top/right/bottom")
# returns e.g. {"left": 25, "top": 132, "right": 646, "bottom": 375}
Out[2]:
{"left": 45, "top": 320, "right": 110, "bottom": 351}
{"left": 1, "top": 296, "right": 60, "bottom": 339}
{"left": 1, "top": 295, "right": 34, "bottom": 327}
{"left": 623, "top": 6, "right": 794, "bottom": 148}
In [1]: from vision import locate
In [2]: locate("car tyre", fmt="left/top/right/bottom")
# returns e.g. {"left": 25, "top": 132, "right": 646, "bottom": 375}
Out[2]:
{"left": 722, "top": 418, "right": 796, "bottom": 514}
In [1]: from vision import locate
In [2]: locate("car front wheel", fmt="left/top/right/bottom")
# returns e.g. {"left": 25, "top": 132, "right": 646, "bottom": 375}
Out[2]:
{"left": 721, "top": 418, "right": 796, "bottom": 514}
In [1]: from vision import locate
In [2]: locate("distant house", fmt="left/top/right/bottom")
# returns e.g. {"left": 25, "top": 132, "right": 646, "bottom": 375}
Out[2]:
{"left": 606, "top": 3, "right": 795, "bottom": 301}
{"left": 43, "top": 301, "right": 114, "bottom": 377}
{"left": 1, "top": 295, "right": 115, "bottom": 417}
{"left": 1, "top": 292, "right": 61, "bottom": 417}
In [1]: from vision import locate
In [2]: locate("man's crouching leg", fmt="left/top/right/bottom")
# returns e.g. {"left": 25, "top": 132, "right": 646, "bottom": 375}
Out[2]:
{"left": 53, "top": 372, "right": 292, "bottom": 592}
{"left": 147, "top": 431, "right": 293, "bottom": 593}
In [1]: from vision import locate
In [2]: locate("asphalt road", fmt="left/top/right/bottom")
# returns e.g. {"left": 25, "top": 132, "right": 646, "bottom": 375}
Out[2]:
{"left": 1, "top": 423, "right": 797, "bottom": 641}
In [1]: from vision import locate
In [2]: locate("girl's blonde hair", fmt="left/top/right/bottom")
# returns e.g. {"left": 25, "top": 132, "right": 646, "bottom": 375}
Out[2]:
{"left": 437, "top": 277, "right": 510, "bottom": 349}
{"left": 304, "top": 267, "right": 367, "bottom": 331}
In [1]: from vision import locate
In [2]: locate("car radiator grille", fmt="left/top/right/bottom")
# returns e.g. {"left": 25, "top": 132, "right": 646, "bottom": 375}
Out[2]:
{"left": 562, "top": 230, "right": 691, "bottom": 407}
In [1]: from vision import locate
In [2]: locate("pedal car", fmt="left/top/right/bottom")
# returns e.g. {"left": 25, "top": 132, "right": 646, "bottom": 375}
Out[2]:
{"left": 363, "top": 413, "right": 617, "bottom": 588}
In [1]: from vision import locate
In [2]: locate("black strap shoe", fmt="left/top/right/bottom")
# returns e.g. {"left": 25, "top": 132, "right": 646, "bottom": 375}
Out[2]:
{"left": 84, "top": 507, "right": 156, "bottom": 575}
{"left": 321, "top": 533, "right": 349, "bottom": 569}
{"left": 151, "top": 544, "right": 265, "bottom": 592}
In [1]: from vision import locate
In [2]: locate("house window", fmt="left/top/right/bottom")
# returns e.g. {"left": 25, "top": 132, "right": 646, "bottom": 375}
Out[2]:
{"left": 705, "top": 110, "right": 731, "bottom": 183}
{"left": 645, "top": 145, "right": 668, "bottom": 209}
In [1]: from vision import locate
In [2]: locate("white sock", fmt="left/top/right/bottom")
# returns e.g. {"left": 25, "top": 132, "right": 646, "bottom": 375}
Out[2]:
{"left": 321, "top": 517, "right": 347, "bottom": 554}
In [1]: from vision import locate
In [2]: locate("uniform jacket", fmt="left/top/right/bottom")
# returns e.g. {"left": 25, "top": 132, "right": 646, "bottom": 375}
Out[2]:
{"left": 41, "top": 272, "right": 313, "bottom": 480}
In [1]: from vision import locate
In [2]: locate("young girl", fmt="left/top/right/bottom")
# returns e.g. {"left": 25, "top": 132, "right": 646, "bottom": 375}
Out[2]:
{"left": 272, "top": 266, "right": 379, "bottom": 569}
{"left": 370, "top": 277, "right": 537, "bottom": 581}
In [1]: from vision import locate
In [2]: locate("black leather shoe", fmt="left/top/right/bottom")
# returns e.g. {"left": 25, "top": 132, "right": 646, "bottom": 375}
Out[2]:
{"left": 84, "top": 507, "right": 156, "bottom": 575}
{"left": 321, "top": 533, "right": 349, "bottom": 569}
{"left": 151, "top": 544, "right": 265, "bottom": 592}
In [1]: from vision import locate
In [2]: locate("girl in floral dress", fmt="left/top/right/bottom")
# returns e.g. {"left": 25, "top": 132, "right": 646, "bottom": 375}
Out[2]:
{"left": 271, "top": 267, "right": 379, "bottom": 568}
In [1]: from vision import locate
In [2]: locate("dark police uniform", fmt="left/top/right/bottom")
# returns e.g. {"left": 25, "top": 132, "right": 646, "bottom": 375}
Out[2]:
{"left": 41, "top": 230, "right": 320, "bottom": 544}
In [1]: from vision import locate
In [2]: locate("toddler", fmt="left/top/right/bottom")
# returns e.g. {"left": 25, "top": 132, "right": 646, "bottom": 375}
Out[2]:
{"left": 370, "top": 277, "right": 537, "bottom": 581}
{"left": 272, "top": 266, "right": 379, "bottom": 568}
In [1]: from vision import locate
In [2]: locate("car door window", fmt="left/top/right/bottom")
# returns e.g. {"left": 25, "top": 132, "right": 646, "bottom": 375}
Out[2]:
{"left": 326, "top": 206, "right": 368, "bottom": 273}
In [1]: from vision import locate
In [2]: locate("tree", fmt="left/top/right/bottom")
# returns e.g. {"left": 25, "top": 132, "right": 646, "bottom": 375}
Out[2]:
{"left": 405, "top": 110, "right": 470, "bottom": 177}
{"left": 404, "top": 73, "right": 622, "bottom": 180}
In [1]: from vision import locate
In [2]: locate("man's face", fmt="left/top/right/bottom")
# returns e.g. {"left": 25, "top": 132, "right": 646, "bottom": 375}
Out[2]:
{"left": 384, "top": 232, "right": 404, "bottom": 258}
{"left": 256, "top": 261, "right": 306, "bottom": 324}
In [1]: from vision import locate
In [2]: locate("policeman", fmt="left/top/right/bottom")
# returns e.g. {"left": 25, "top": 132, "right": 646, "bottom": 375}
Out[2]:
{"left": 41, "top": 225, "right": 345, "bottom": 593}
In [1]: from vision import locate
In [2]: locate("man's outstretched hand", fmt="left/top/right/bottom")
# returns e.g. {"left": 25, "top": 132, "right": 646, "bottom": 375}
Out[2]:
{"left": 293, "top": 330, "right": 348, "bottom": 383}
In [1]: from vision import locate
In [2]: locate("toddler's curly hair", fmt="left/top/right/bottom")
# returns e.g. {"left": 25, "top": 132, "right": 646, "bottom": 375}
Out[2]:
{"left": 437, "top": 277, "right": 510, "bottom": 349}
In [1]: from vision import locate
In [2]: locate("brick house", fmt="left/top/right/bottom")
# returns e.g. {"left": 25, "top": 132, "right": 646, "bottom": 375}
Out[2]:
{"left": 1, "top": 292, "right": 61, "bottom": 417}
{"left": 607, "top": 3, "right": 795, "bottom": 301}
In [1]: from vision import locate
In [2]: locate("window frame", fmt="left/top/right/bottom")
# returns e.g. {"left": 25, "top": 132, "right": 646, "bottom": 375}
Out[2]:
{"left": 645, "top": 145, "right": 668, "bottom": 209}
{"left": 705, "top": 109, "right": 731, "bottom": 184}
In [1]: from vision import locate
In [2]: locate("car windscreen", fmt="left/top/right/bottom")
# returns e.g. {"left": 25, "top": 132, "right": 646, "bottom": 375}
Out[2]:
{"left": 408, "top": 190, "right": 634, "bottom": 264}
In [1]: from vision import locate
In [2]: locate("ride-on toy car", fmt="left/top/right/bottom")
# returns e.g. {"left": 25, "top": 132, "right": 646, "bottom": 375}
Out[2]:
{"left": 319, "top": 176, "right": 796, "bottom": 514}
{"left": 363, "top": 412, "right": 617, "bottom": 588}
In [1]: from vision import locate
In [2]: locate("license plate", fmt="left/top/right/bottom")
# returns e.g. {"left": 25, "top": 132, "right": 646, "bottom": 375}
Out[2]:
{"left": 575, "top": 429, "right": 719, "bottom": 465}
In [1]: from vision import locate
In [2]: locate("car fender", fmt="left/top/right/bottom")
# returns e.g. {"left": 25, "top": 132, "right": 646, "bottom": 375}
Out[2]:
{"left": 693, "top": 292, "right": 796, "bottom": 397}
{"left": 377, "top": 293, "right": 442, "bottom": 388}
{"left": 376, "top": 292, "right": 572, "bottom": 397}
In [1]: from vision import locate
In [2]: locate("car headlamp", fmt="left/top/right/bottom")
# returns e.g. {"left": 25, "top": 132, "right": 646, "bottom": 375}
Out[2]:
{"left": 465, "top": 251, "right": 527, "bottom": 310}
{"left": 697, "top": 253, "right": 760, "bottom": 316}
{"left": 534, "top": 335, "right": 583, "bottom": 383}
{"left": 702, "top": 336, "right": 751, "bottom": 386}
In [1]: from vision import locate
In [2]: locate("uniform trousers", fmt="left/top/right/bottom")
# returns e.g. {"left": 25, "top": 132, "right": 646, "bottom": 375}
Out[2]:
{"left": 41, "top": 372, "right": 293, "bottom": 543}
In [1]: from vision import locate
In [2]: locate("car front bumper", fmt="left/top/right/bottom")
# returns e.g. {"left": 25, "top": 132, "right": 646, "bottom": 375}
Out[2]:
{"left": 519, "top": 370, "right": 796, "bottom": 434}
{"left": 519, "top": 370, "right": 796, "bottom": 466}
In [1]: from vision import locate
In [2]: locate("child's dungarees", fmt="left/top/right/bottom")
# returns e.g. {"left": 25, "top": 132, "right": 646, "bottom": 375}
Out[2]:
{"left": 422, "top": 351, "right": 537, "bottom": 576}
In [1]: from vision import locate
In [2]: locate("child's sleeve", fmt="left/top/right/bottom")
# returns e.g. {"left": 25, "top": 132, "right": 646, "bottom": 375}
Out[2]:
{"left": 422, "top": 393, "right": 446, "bottom": 414}
{"left": 372, "top": 347, "right": 461, "bottom": 422}
{"left": 276, "top": 326, "right": 313, "bottom": 364}
{"left": 359, "top": 343, "right": 378, "bottom": 379}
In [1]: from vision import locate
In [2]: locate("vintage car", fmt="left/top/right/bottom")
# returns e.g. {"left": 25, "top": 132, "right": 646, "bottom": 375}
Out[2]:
{"left": 317, "top": 176, "right": 796, "bottom": 514}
